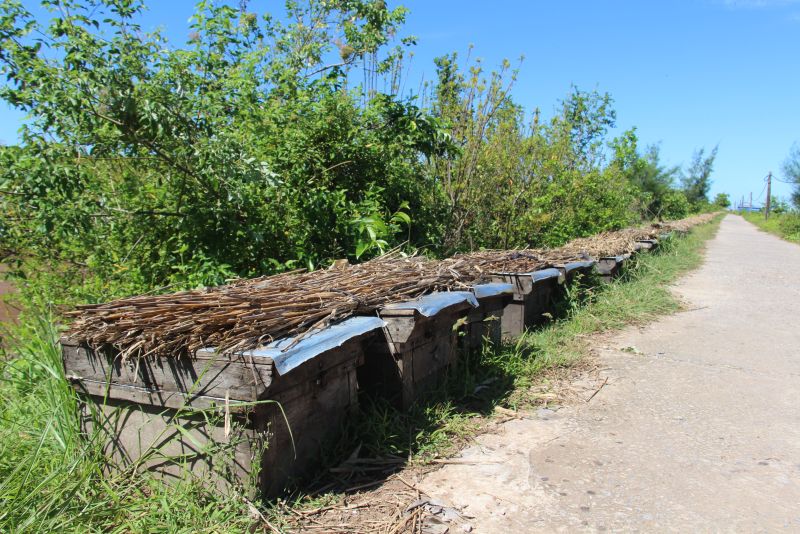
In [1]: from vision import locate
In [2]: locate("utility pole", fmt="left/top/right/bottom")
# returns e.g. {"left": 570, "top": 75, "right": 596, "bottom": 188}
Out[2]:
{"left": 765, "top": 172, "right": 772, "bottom": 219}
{"left": 750, "top": 192, "right": 753, "bottom": 210}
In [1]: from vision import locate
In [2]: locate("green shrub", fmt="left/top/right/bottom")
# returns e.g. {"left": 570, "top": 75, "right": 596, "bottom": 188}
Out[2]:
{"left": 778, "top": 213, "right": 800, "bottom": 240}
{"left": 660, "top": 190, "right": 691, "bottom": 219}
{"left": 0, "top": 0, "right": 447, "bottom": 305}
{"left": 0, "top": 1, "right": 716, "bottom": 307}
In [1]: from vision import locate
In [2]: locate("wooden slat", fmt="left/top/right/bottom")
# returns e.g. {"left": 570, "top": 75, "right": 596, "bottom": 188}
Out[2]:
{"left": 63, "top": 343, "right": 273, "bottom": 402}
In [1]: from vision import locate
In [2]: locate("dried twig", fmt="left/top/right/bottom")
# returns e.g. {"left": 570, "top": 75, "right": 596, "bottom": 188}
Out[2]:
{"left": 585, "top": 376, "right": 609, "bottom": 403}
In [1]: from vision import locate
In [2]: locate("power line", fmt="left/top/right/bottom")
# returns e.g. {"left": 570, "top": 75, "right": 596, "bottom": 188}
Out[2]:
{"left": 754, "top": 180, "right": 768, "bottom": 202}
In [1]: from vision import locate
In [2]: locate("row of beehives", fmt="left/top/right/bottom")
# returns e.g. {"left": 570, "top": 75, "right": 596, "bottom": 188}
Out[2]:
{"left": 60, "top": 236, "right": 666, "bottom": 497}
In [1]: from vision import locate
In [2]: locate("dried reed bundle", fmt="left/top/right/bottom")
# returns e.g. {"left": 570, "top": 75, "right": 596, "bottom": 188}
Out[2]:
{"left": 561, "top": 213, "right": 717, "bottom": 257}
{"left": 66, "top": 214, "right": 717, "bottom": 360}
{"left": 66, "top": 248, "right": 587, "bottom": 360}
{"left": 560, "top": 227, "right": 659, "bottom": 258}
{"left": 656, "top": 212, "right": 717, "bottom": 233}
{"left": 68, "top": 254, "right": 458, "bottom": 359}
{"left": 445, "top": 248, "right": 585, "bottom": 274}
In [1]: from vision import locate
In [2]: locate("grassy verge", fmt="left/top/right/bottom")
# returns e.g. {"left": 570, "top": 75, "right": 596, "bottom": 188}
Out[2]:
{"left": 314, "top": 215, "right": 723, "bottom": 467}
{"left": 740, "top": 211, "right": 800, "bottom": 243}
{"left": 0, "top": 217, "right": 721, "bottom": 532}
{"left": 0, "top": 313, "right": 256, "bottom": 532}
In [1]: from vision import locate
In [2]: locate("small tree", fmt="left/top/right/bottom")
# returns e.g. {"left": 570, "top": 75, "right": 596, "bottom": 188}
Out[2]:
{"left": 681, "top": 146, "right": 718, "bottom": 209}
{"left": 0, "top": 0, "right": 447, "bottom": 299}
{"left": 782, "top": 143, "right": 800, "bottom": 208}
{"left": 713, "top": 193, "right": 731, "bottom": 209}
{"left": 611, "top": 139, "right": 679, "bottom": 218}
{"left": 769, "top": 196, "right": 789, "bottom": 214}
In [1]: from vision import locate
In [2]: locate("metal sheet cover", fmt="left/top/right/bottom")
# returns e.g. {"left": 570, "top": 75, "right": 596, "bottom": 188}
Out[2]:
{"left": 472, "top": 282, "right": 514, "bottom": 299}
{"left": 531, "top": 268, "right": 563, "bottom": 282}
{"left": 382, "top": 291, "right": 479, "bottom": 317}
{"left": 564, "top": 260, "right": 595, "bottom": 273}
{"left": 201, "top": 316, "right": 386, "bottom": 376}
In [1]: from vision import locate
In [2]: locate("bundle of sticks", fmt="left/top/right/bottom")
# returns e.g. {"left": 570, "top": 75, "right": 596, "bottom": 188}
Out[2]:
{"left": 66, "top": 214, "right": 718, "bottom": 360}
{"left": 559, "top": 227, "right": 660, "bottom": 258}
{"left": 66, "top": 249, "right": 583, "bottom": 360}
{"left": 655, "top": 212, "right": 717, "bottom": 233}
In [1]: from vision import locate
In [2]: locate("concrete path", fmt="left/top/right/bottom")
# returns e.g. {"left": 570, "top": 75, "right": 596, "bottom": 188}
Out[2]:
{"left": 418, "top": 215, "right": 800, "bottom": 532}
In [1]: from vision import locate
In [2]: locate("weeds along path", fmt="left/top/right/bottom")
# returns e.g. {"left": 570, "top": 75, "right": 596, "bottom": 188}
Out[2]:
{"left": 416, "top": 215, "right": 800, "bottom": 532}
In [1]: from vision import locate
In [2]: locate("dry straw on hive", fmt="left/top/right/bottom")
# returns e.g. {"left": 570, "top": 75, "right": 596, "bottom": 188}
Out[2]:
{"left": 65, "top": 214, "right": 717, "bottom": 360}
{"left": 66, "top": 249, "right": 582, "bottom": 360}
{"left": 656, "top": 212, "right": 717, "bottom": 233}
{"left": 560, "top": 227, "right": 659, "bottom": 259}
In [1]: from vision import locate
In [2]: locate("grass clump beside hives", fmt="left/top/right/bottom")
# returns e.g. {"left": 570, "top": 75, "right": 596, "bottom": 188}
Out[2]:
{"left": 0, "top": 313, "right": 259, "bottom": 533}
{"left": 503, "top": 215, "right": 721, "bottom": 386}
{"left": 261, "top": 215, "right": 724, "bottom": 531}
{"left": 268, "top": 215, "right": 722, "bottom": 531}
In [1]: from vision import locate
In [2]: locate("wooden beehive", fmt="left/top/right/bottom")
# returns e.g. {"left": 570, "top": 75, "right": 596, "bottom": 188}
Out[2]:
{"left": 557, "top": 259, "right": 596, "bottom": 284}
{"left": 358, "top": 292, "right": 477, "bottom": 408}
{"left": 464, "top": 282, "right": 514, "bottom": 352}
{"left": 595, "top": 254, "right": 630, "bottom": 282}
{"left": 634, "top": 238, "right": 658, "bottom": 252}
{"left": 492, "top": 268, "right": 564, "bottom": 339}
{"left": 61, "top": 316, "right": 385, "bottom": 497}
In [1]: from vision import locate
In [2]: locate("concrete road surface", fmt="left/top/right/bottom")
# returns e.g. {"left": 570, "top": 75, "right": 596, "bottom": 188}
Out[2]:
{"left": 418, "top": 215, "right": 800, "bottom": 532}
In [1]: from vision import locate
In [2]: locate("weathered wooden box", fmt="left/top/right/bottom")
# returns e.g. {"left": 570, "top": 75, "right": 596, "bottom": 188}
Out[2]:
{"left": 557, "top": 259, "right": 596, "bottom": 284}
{"left": 595, "top": 254, "right": 630, "bottom": 282}
{"left": 61, "top": 316, "right": 385, "bottom": 497}
{"left": 359, "top": 292, "right": 477, "bottom": 408}
{"left": 492, "top": 268, "right": 564, "bottom": 339}
{"left": 634, "top": 238, "right": 658, "bottom": 252}
{"left": 463, "top": 283, "right": 514, "bottom": 352}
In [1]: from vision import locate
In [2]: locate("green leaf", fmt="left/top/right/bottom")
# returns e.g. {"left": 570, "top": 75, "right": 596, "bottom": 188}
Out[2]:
{"left": 391, "top": 211, "right": 410, "bottom": 225}
{"left": 355, "top": 241, "right": 371, "bottom": 259}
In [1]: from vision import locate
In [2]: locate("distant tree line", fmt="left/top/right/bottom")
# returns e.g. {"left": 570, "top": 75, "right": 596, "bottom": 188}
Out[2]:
{"left": 0, "top": 0, "right": 719, "bottom": 304}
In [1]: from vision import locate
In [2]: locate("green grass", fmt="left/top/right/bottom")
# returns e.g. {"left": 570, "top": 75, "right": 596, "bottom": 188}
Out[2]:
{"left": 0, "top": 314, "right": 254, "bottom": 533}
{"left": 0, "top": 217, "right": 721, "bottom": 532}
{"left": 740, "top": 211, "right": 800, "bottom": 243}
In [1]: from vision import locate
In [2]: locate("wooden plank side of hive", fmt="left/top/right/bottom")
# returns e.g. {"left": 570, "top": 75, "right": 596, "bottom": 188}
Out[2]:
{"left": 61, "top": 339, "right": 273, "bottom": 403}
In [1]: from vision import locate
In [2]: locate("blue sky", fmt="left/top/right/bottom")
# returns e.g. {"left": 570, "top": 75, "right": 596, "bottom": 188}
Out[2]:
{"left": 2, "top": 0, "right": 798, "bottom": 206}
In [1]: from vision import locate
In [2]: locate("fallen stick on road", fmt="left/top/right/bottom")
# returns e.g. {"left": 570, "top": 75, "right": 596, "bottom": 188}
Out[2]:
{"left": 585, "top": 376, "right": 609, "bottom": 403}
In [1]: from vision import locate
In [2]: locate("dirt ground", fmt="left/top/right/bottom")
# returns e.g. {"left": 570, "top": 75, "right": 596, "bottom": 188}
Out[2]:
{"left": 289, "top": 215, "right": 800, "bottom": 533}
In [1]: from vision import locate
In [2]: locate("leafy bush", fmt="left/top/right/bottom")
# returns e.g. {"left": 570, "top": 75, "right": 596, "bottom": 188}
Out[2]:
{"left": 0, "top": 1, "right": 716, "bottom": 307}
{"left": 660, "top": 189, "right": 692, "bottom": 219}
{"left": 778, "top": 212, "right": 800, "bottom": 240}
{"left": 0, "top": 0, "right": 446, "bottom": 304}
{"left": 714, "top": 193, "right": 731, "bottom": 209}
{"left": 426, "top": 54, "right": 640, "bottom": 250}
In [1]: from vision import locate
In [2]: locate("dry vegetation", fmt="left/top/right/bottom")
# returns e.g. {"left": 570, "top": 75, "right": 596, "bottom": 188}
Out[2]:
{"left": 66, "top": 214, "right": 717, "bottom": 361}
